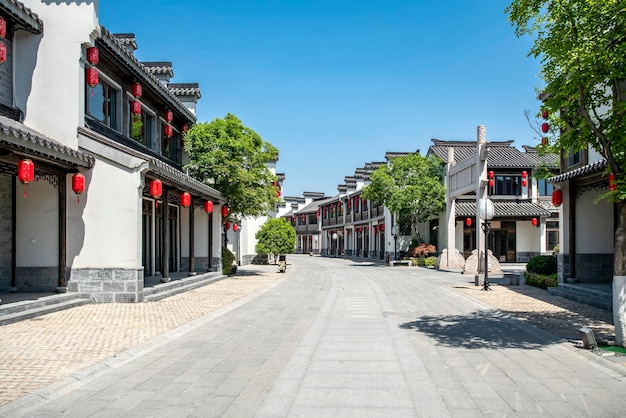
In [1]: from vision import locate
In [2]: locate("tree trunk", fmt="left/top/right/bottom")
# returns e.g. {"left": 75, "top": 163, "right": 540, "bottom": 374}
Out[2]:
{"left": 613, "top": 202, "right": 626, "bottom": 346}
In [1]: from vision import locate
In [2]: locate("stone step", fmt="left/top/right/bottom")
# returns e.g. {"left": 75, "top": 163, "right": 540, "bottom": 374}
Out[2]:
{"left": 143, "top": 272, "right": 227, "bottom": 302}
{"left": 548, "top": 286, "right": 613, "bottom": 312}
{"left": 0, "top": 296, "right": 90, "bottom": 326}
{"left": 555, "top": 283, "right": 613, "bottom": 299}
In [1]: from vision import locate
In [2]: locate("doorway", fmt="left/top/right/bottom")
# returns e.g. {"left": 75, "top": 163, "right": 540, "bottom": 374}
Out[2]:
{"left": 491, "top": 222, "right": 516, "bottom": 262}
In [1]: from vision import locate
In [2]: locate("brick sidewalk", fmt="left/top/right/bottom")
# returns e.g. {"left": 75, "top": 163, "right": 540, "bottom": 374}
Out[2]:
{"left": 0, "top": 266, "right": 285, "bottom": 407}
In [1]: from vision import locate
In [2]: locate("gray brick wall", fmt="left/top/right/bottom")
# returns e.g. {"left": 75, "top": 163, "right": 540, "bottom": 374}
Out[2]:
{"left": 15, "top": 267, "right": 58, "bottom": 292}
{"left": 557, "top": 253, "right": 570, "bottom": 283}
{"left": 575, "top": 253, "right": 613, "bottom": 283}
{"left": 0, "top": 176, "right": 12, "bottom": 292}
{"left": 68, "top": 267, "right": 144, "bottom": 302}
{"left": 0, "top": 38, "right": 13, "bottom": 107}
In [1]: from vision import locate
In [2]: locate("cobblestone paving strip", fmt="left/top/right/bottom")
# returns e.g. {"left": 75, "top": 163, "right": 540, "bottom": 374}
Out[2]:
{"left": 0, "top": 270, "right": 283, "bottom": 407}
{"left": 451, "top": 282, "right": 616, "bottom": 341}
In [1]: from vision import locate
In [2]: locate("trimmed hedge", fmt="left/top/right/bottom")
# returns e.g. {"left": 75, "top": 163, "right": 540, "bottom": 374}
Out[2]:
{"left": 526, "top": 255, "right": 557, "bottom": 275}
{"left": 222, "top": 246, "right": 236, "bottom": 275}
{"left": 524, "top": 272, "right": 558, "bottom": 289}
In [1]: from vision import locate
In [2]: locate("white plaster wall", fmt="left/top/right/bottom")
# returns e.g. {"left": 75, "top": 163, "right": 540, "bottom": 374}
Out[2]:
{"left": 516, "top": 222, "right": 538, "bottom": 252}
{"left": 180, "top": 205, "right": 190, "bottom": 257}
{"left": 195, "top": 209, "right": 209, "bottom": 256}
{"left": 576, "top": 188, "right": 613, "bottom": 253}
{"left": 67, "top": 159, "right": 141, "bottom": 268}
{"left": 16, "top": 178, "right": 58, "bottom": 267}
{"left": 455, "top": 221, "right": 463, "bottom": 253}
{"left": 19, "top": 1, "right": 99, "bottom": 147}
{"left": 559, "top": 183, "right": 570, "bottom": 254}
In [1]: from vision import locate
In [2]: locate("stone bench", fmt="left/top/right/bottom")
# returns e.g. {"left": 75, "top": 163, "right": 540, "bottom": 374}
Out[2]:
{"left": 390, "top": 260, "right": 411, "bottom": 267}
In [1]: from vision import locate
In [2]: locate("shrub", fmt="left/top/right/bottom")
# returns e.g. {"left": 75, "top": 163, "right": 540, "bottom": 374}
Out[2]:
{"left": 526, "top": 255, "right": 557, "bottom": 275}
{"left": 408, "top": 243, "right": 437, "bottom": 257}
{"left": 222, "top": 246, "right": 235, "bottom": 275}
{"left": 424, "top": 256, "right": 437, "bottom": 267}
{"left": 524, "top": 272, "right": 558, "bottom": 289}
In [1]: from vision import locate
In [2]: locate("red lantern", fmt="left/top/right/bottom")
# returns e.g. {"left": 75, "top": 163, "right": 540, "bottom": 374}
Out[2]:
{"left": 0, "top": 17, "right": 6, "bottom": 38}
{"left": 542, "top": 109, "right": 549, "bottom": 119}
{"left": 610, "top": 173, "right": 617, "bottom": 191}
{"left": 86, "top": 47, "right": 99, "bottom": 65}
{"left": 301, "top": 215, "right": 305, "bottom": 222}
{"left": 465, "top": 218, "right": 472, "bottom": 227}
{"left": 488, "top": 171, "right": 494, "bottom": 179}
{"left": 233, "top": 224, "right": 239, "bottom": 232}
{"left": 18, "top": 159, "right": 34, "bottom": 197}
{"left": 531, "top": 218, "right": 538, "bottom": 227}
{"left": 86, "top": 67, "right": 98, "bottom": 88}
{"left": 182, "top": 124, "right": 189, "bottom": 132}
{"left": 542, "top": 137, "right": 548, "bottom": 147}
{"left": 204, "top": 201, "right": 213, "bottom": 214}
{"left": 541, "top": 122, "right": 549, "bottom": 133}
{"left": 164, "top": 125, "right": 173, "bottom": 138}
{"left": 0, "top": 42, "right": 5, "bottom": 64}
{"left": 132, "top": 82, "right": 142, "bottom": 98}
{"left": 71, "top": 173, "right": 85, "bottom": 203}
{"left": 221, "top": 205, "right": 229, "bottom": 217}
{"left": 225, "top": 221, "right": 231, "bottom": 230}
{"left": 522, "top": 171, "right": 527, "bottom": 179}
{"left": 180, "top": 192, "right": 191, "bottom": 208}
{"left": 165, "top": 110, "right": 173, "bottom": 123}
{"left": 552, "top": 189, "right": 562, "bottom": 207}
{"left": 132, "top": 100, "right": 141, "bottom": 115}
{"left": 522, "top": 179, "right": 527, "bottom": 187}
{"left": 150, "top": 179, "right": 162, "bottom": 199}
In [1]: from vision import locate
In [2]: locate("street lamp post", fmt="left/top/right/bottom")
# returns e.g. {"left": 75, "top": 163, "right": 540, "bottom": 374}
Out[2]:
{"left": 391, "top": 225, "right": 398, "bottom": 260}
{"left": 478, "top": 198, "right": 494, "bottom": 291}
{"left": 332, "top": 232, "right": 338, "bottom": 257}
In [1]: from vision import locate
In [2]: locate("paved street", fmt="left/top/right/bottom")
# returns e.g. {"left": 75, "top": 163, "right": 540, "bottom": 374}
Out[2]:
{"left": 1, "top": 255, "right": 626, "bottom": 417}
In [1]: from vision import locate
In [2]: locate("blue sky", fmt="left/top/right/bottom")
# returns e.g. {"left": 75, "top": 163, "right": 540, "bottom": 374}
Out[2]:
{"left": 99, "top": 0, "right": 542, "bottom": 198}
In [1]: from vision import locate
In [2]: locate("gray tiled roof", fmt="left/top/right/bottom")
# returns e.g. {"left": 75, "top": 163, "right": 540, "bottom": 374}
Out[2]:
{"left": 522, "top": 145, "right": 559, "bottom": 168}
{"left": 385, "top": 151, "right": 412, "bottom": 160}
{"left": 365, "top": 161, "right": 385, "bottom": 170}
{"left": 337, "top": 184, "right": 347, "bottom": 192}
{"left": 303, "top": 191, "right": 326, "bottom": 199}
{"left": 284, "top": 196, "right": 305, "bottom": 204}
{"left": 149, "top": 158, "right": 223, "bottom": 202}
{"left": 0, "top": 115, "right": 95, "bottom": 168}
{"left": 548, "top": 159, "right": 607, "bottom": 183}
{"left": 0, "top": 0, "right": 42, "bottom": 33}
{"left": 276, "top": 173, "right": 285, "bottom": 181}
{"left": 296, "top": 196, "right": 335, "bottom": 213}
{"left": 142, "top": 62, "right": 174, "bottom": 77}
{"left": 455, "top": 199, "right": 551, "bottom": 218}
{"left": 112, "top": 33, "right": 138, "bottom": 50}
{"left": 168, "top": 83, "right": 201, "bottom": 99}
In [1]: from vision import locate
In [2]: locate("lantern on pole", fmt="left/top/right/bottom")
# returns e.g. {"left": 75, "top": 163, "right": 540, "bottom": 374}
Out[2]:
{"left": 71, "top": 173, "right": 86, "bottom": 203}
{"left": 17, "top": 159, "right": 34, "bottom": 197}
{"left": 180, "top": 192, "right": 191, "bottom": 208}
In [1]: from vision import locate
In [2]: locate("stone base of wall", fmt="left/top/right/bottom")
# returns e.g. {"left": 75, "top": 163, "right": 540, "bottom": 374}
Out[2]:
{"left": 15, "top": 267, "right": 59, "bottom": 292}
{"left": 516, "top": 252, "right": 540, "bottom": 263}
{"left": 576, "top": 253, "right": 613, "bottom": 283}
{"left": 557, "top": 253, "right": 570, "bottom": 284}
{"left": 212, "top": 257, "right": 221, "bottom": 272}
{"left": 68, "top": 267, "right": 143, "bottom": 302}
{"left": 180, "top": 257, "right": 210, "bottom": 272}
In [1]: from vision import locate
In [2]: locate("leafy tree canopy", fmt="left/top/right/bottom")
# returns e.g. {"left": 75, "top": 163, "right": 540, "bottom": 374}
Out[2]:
{"left": 360, "top": 154, "right": 446, "bottom": 230}
{"left": 507, "top": 0, "right": 626, "bottom": 196}
{"left": 184, "top": 113, "right": 280, "bottom": 218}
{"left": 255, "top": 218, "right": 296, "bottom": 261}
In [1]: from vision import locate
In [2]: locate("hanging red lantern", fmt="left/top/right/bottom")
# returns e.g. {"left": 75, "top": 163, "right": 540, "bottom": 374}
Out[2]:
{"left": 182, "top": 124, "right": 189, "bottom": 132}
{"left": 221, "top": 205, "right": 229, "bottom": 217}
{"left": 0, "top": 42, "right": 5, "bottom": 64}
{"left": 132, "top": 100, "right": 141, "bottom": 115}
{"left": 150, "top": 179, "right": 162, "bottom": 199}
{"left": 552, "top": 189, "right": 562, "bottom": 207}
{"left": 225, "top": 221, "right": 231, "bottom": 230}
{"left": 522, "top": 171, "right": 527, "bottom": 179}
{"left": 0, "top": 17, "right": 6, "bottom": 38}
{"left": 164, "top": 125, "right": 173, "bottom": 138}
{"left": 180, "top": 192, "right": 191, "bottom": 208}
{"left": 86, "top": 47, "right": 99, "bottom": 65}
{"left": 522, "top": 179, "right": 527, "bottom": 187}
{"left": 17, "top": 159, "right": 34, "bottom": 197}
{"left": 233, "top": 224, "right": 239, "bottom": 232}
{"left": 86, "top": 67, "right": 98, "bottom": 88}
{"left": 541, "top": 122, "right": 549, "bottom": 133}
{"left": 541, "top": 137, "right": 548, "bottom": 147}
{"left": 71, "top": 173, "right": 85, "bottom": 203}
{"left": 465, "top": 218, "right": 472, "bottom": 227}
{"left": 610, "top": 173, "right": 617, "bottom": 191}
{"left": 204, "top": 201, "right": 213, "bottom": 214}
{"left": 488, "top": 171, "right": 494, "bottom": 179}
{"left": 165, "top": 110, "right": 173, "bottom": 123}
{"left": 541, "top": 109, "right": 549, "bottom": 119}
{"left": 531, "top": 218, "right": 538, "bottom": 227}
{"left": 131, "top": 82, "right": 142, "bottom": 98}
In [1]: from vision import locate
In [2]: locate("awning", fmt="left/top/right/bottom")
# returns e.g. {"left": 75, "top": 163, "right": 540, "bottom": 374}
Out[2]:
{"left": 148, "top": 158, "right": 224, "bottom": 203}
{"left": 0, "top": 0, "right": 43, "bottom": 34}
{"left": 0, "top": 115, "right": 95, "bottom": 169}
{"left": 455, "top": 199, "right": 551, "bottom": 218}
{"left": 548, "top": 159, "right": 607, "bottom": 183}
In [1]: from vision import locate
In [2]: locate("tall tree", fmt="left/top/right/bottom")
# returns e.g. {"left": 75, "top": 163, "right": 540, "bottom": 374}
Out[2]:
{"left": 361, "top": 154, "right": 445, "bottom": 238}
{"left": 255, "top": 218, "right": 296, "bottom": 263}
{"left": 507, "top": 0, "right": 626, "bottom": 344}
{"left": 184, "top": 113, "right": 279, "bottom": 219}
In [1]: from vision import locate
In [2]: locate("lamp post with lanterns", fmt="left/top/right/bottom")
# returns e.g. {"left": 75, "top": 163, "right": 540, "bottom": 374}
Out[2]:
{"left": 391, "top": 224, "right": 398, "bottom": 260}
{"left": 478, "top": 198, "right": 495, "bottom": 291}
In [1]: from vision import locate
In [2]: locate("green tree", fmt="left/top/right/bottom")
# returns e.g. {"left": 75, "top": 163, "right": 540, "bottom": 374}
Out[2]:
{"left": 507, "top": 0, "right": 626, "bottom": 344}
{"left": 184, "top": 113, "right": 279, "bottom": 219}
{"left": 361, "top": 154, "right": 446, "bottom": 237}
{"left": 255, "top": 218, "right": 296, "bottom": 263}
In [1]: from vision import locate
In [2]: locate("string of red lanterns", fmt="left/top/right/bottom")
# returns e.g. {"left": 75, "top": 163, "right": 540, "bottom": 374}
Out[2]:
{"left": 522, "top": 170, "right": 528, "bottom": 188}
{"left": 488, "top": 170, "right": 494, "bottom": 188}
{"left": 85, "top": 46, "right": 99, "bottom": 89}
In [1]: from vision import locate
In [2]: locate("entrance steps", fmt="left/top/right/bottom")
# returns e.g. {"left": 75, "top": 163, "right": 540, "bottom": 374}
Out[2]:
{"left": 143, "top": 271, "right": 226, "bottom": 302}
{"left": 0, "top": 293, "right": 90, "bottom": 326}
{"left": 548, "top": 283, "right": 613, "bottom": 312}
